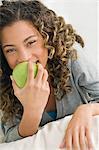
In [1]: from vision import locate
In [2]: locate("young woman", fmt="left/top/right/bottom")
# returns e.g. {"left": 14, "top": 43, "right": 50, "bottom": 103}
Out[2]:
{"left": 0, "top": 0, "right": 99, "bottom": 149}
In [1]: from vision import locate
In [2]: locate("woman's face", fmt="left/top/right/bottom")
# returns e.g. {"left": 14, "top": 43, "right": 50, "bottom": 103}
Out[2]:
{"left": 1, "top": 20, "right": 48, "bottom": 69}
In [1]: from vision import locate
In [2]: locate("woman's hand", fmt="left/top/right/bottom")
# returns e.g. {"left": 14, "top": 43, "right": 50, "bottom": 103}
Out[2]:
{"left": 60, "top": 104, "right": 94, "bottom": 150}
{"left": 11, "top": 60, "right": 50, "bottom": 114}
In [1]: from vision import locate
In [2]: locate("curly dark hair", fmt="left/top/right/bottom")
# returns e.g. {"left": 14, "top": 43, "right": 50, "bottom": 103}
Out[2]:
{"left": 0, "top": 0, "right": 84, "bottom": 123}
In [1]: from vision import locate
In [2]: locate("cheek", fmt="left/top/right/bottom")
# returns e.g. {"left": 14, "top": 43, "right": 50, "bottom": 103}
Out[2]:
{"left": 5, "top": 56, "right": 16, "bottom": 70}
{"left": 41, "top": 48, "right": 48, "bottom": 67}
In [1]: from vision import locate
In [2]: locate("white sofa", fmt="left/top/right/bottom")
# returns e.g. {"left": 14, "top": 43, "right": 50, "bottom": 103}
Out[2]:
{"left": 0, "top": 114, "right": 99, "bottom": 150}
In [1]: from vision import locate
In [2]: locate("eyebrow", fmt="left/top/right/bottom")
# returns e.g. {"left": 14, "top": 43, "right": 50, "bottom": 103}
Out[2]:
{"left": 2, "top": 35, "right": 36, "bottom": 49}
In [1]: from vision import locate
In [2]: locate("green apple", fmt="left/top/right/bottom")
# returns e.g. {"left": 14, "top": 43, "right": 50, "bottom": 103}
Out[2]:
{"left": 12, "top": 61, "right": 38, "bottom": 88}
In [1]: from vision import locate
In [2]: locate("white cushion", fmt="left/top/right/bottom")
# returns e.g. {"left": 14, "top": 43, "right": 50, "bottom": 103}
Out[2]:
{"left": 0, "top": 115, "right": 99, "bottom": 150}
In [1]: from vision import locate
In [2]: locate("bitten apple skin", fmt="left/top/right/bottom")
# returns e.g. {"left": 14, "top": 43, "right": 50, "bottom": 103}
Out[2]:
{"left": 12, "top": 62, "right": 38, "bottom": 88}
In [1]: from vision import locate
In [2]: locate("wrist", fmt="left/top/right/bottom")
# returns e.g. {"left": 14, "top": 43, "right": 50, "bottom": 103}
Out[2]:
{"left": 23, "top": 105, "right": 44, "bottom": 116}
{"left": 77, "top": 104, "right": 93, "bottom": 115}
{"left": 23, "top": 107, "right": 43, "bottom": 119}
{"left": 19, "top": 108, "right": 42, "bottom": 137}
{"left": 88, "top": 103, "right": 99, "bottom": 116}
{"left": 78, "top": 103, "right": 99, "bottom": 116}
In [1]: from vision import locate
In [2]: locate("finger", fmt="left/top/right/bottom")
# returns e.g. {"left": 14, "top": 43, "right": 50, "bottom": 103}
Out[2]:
{"left": 59, "top": 136, "right": 66, "bottom": 149}
{"left": 35, "top": 63, "right": 44, "bottom": 83}
{"left": 65, "top": 129, "right": 72, "bottom": 150}
{"left": 72, "top": 127, "right": 80, "bottom": 150}
{"left": 46, "top": 81, "right": 50, "bottom": 88}
{"left": 85, "top": 127, "right": 93, "bottom": 150}
{"left": 10, "top": 75, "right": 19, "bottom": 93}
{"left": 79, "top": 126, "right": 87, "bottom": 150}
{"left": 26, "top": 60, "right": 34, "bottom": 84}
{"left": 42, "top": 69, "right": 48, "bottom": 85}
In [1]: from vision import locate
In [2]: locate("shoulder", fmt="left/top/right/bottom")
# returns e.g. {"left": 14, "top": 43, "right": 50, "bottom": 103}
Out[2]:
{"left": 68, "top": 48, "right": 98, "bottom": 82}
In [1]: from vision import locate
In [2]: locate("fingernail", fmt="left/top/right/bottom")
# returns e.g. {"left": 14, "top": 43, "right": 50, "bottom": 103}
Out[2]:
{"left": 10, "top": 75, "right": 13, "bottom": 80}
{"left": 59, "top": 141, "right": 65, "bottom": 148}
{"left": 89, "top": 148, "right": 93, "bottom": 150}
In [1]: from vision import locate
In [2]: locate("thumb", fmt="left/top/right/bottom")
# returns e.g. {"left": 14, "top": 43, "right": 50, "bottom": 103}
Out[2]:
{"left": 10, "top": 75, "right": 20, "bottom": 91}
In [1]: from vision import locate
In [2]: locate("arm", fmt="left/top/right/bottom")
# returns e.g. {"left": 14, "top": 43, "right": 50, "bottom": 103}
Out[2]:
{"left": 90, "top": 103, "right": 99, "bottom": 116}
{"left": 11, "top": 62, "right": 50, "bottom": 138}
{"left": 3, "top": 125, "right": 23, "bottom": 143}
{"left": 2, "top": 62, "right": 49, "bottom": 143}
{"left": 60, "top": 49, "right": 99, "bottom": 149}
{"left": 1, "top": 115, "right": 23, "bottom": 143}
{"left": 60, "top": 103, "right": 99, "bottom": 150}
{"left": 2, "top": 108, "right": 42, "bottom": 143}
{"left": 18, "top": 108, "right": 42, "bottom": 137}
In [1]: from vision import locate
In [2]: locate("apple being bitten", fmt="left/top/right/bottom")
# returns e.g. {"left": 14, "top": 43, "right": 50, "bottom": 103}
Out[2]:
{"left": 12, "top": 61, "right": 38, "bottom": 88}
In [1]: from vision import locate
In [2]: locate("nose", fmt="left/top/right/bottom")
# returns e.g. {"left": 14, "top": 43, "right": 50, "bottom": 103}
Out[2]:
{"left": 17, "top": 50, "right": 31, "bottom": 64}
{"left": 17, "top": 49, "right": 38, "bottom": 64}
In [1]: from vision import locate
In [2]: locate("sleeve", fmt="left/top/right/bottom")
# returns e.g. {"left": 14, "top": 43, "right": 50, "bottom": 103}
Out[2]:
{"left": 2, "top": 115, "right": 23, "bottom": 143}
{"left": 70, "top": 48, "right": 99, "bottom": 104}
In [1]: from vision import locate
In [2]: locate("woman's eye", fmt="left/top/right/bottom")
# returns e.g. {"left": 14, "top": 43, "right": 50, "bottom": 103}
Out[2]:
{"left": 27, "top": 40, "right": 36, "bottom": 46}
{"left": 6, "top": 48, "right": 16, "bottom": 53}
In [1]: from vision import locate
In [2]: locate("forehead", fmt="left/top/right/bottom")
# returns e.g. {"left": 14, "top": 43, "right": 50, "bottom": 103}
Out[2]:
{"left": 1, "top": 20, "right": 40, "bottom": 43}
